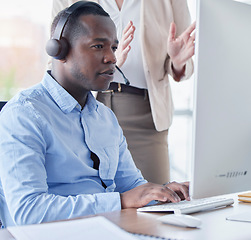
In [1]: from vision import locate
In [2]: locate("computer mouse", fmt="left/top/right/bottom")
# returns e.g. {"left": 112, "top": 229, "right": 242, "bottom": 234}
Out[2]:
{"left": 158, "top": 214, "right": 202, "bottom": 228}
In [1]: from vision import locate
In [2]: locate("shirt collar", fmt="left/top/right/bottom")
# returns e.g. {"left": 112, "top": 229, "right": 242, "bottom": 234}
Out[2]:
{"left": 42, "top": 71, "right": 98, "bottom": 113}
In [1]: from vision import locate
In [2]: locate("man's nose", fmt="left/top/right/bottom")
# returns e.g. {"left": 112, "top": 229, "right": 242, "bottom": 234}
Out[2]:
{"left": 103, "top": 50, "right": 116, "bottom": 64}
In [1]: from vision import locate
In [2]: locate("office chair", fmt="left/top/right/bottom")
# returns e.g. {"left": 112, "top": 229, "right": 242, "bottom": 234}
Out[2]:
{"left": 0, "top": 101, "right": 7, "bottom": 227}
{"left": 0, "top": 101, "right": 7, "bottom": 111}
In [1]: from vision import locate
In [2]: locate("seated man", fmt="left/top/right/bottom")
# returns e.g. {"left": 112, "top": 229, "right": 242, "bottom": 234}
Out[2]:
{"left": 0, "top": 1, "right": 189, "bottom": 227}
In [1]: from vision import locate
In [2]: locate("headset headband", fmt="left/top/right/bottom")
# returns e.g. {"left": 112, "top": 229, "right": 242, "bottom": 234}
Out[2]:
{"left": 53, "top": 1, "right": 88, "bottom": 40}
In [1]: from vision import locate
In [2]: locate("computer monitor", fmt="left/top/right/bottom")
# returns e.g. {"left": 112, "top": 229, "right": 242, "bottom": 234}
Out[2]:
{"left": 190, "top": 0, "right": 251, "bottom": 199}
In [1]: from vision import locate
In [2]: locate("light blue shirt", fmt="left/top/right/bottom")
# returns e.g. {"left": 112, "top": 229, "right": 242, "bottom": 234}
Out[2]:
{"left": 0, "top": 71, "right": 146, "bottom": 227}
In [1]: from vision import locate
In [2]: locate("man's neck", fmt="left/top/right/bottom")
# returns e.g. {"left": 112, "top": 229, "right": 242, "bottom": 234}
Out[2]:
{"left": 50, "top": 68, "right": 89, "bottom": 109}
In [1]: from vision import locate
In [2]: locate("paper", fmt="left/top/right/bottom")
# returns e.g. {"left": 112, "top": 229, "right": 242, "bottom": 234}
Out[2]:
{"left": 7, "top": 216, "right": 138, "bottom": 240}
{"left": 226, "top": 211, "right": 251, "bottom": 223}
{"left": 233, "top": 0, "right": 251, "bottom": 5}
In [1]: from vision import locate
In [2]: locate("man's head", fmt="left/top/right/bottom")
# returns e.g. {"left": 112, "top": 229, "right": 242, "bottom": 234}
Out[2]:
{"left": 47, "top": 1, "right": 110, "bottom": 60}
{"left": 47, "top": 1, "right": 118, "bottom": 105}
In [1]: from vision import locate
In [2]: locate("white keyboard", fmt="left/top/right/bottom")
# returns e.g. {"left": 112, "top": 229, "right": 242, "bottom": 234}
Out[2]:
{"left": 137, "top": 197, "right": 234, "bottom": 214}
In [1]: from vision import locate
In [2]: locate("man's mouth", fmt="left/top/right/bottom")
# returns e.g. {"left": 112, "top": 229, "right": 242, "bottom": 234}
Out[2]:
{"left": 100, "top": 69, "right": 115, "bottom": 75}
{"left": 99, "top": 69, "right": 115, "bottom": 81}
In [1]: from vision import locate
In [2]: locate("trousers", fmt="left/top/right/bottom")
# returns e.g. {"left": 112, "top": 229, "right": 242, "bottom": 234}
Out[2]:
{"left": 96, "top": 90, "right": 170, "bottom": 184}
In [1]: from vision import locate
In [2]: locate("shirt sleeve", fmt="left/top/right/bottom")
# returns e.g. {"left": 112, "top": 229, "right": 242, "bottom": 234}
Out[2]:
{"left": 0, "top": 104, "right": 121, "bottom": 226}
{"left": 93, "top": 104, "right": 147, "bottom": 193}
{"left": 114, "top": 131, "right": 147, "bottom": 193}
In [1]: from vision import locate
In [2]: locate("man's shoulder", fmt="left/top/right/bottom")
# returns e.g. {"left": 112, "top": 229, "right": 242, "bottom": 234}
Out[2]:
{"left": 1, "top": 83, "right": 48, "bottom": 116}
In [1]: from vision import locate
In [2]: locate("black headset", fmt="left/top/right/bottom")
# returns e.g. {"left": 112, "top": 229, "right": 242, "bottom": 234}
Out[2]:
{"left": 46, "top": 1, "right": 89, "bottom": 60}
{"left": 46, "top": 1, "right": 130, "bottom": 85}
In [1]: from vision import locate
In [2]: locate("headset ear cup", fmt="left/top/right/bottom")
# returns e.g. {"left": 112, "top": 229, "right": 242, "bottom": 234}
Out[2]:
{"left": 56, "top": 37, "right": 70, "bottom": 60}
{"left": 46, "top": 39, "right": 61, "bottom": 58}
{"left": 46, "top": 37, "right": 69, "bottom": 60}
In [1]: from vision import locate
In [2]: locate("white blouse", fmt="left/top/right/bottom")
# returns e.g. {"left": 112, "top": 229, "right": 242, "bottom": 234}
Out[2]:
{"left": 100, "top": 0, "right": 147, "bottom": 89}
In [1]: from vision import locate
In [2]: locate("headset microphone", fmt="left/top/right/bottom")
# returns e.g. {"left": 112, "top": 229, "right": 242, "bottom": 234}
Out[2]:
{"left": 115, "top": 66, "right": 130, "bottom": 85}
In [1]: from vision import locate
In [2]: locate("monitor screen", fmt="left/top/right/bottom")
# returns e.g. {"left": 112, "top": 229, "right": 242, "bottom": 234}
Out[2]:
{"left": 190, "top": 0, "right": 251, "bottom": 199}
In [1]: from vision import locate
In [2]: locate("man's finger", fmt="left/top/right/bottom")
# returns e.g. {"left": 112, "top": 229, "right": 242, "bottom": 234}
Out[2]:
{"left": 167, "top": 182, "right": 190, "bottom": 201}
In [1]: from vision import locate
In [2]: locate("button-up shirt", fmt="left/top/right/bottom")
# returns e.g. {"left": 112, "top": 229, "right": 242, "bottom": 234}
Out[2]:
{"left": 0, "top": 71, "right": 146, "bottom": 227}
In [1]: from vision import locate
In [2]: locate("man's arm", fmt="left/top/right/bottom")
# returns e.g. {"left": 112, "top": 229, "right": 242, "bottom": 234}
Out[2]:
{"left": 113, "top": 124, "right": 190, "bottom": 208}
{"left": 0, "top": 103, "right": 189, "bottom": 225}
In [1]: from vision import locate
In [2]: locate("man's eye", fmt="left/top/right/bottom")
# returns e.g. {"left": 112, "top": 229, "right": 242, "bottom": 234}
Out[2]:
{"left": 93, "top": 45, "right": 103, "bottom": 49}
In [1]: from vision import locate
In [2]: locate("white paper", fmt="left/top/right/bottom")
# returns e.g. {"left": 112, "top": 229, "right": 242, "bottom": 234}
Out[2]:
{"left": 7, "top": 216, "right": 139, "bottom": 240}
{"left": 226, "top": 211, "right": 251, "bottom": 223}
{"left": 233, "top": 0, "right": 251, "bottom": 5}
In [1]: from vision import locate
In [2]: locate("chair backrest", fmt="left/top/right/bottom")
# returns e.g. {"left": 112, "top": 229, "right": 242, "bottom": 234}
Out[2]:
{"left": 0, "top": 101, "right": 7, "bottom": 111}
{"left": 0, "top": 101, "right": 7, "bottom": 227}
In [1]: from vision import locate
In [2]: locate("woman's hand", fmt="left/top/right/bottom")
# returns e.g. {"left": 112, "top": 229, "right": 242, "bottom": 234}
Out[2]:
{"left": 115, "top": 21, "right": 135, "bottom": 68}
{"left": 167, "top": 22, "right": 196, "bottom": 80}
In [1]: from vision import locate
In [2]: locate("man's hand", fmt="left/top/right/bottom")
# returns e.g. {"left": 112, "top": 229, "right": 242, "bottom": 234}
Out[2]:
{"left": 120, "top": 181, "right": 190, "bottom": 209}
{"left": 167, "top": 22, "right": 196, "bottom": 79}
{"left": 115, "top": 21, "right": 135, "bottom": 68}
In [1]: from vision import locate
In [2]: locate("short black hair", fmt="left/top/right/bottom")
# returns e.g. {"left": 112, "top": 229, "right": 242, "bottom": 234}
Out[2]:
{"left": 51, "top": 1, "right": 110, "bottom": 46}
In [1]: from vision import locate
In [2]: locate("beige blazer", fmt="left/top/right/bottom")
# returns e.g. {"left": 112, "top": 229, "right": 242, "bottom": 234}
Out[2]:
{"left": 51, "top": 0, "right": 194, "bottom": 131}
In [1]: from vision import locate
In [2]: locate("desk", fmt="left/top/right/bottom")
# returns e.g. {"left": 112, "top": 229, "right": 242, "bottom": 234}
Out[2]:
{"left": 1, "top": 194, "right": 251, "bottom": 240}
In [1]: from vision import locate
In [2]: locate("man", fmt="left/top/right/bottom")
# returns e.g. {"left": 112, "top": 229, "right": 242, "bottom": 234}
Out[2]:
{"left": 0, "top": 2, "right": 189, "bottom": 227}
{"left": 52, "top": 0, "right": 195, "bottom": 184}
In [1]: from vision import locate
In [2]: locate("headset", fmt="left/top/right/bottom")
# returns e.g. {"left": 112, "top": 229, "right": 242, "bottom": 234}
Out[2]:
{"left": 46, "top": 1, "right": 130, "bottom": 85}
{"left": 46, "top": 1, "right": 90, "bottom": 60}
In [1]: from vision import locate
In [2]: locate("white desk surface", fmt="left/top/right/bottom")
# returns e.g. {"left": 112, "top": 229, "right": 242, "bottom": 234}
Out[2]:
{"left": 1, "top": 193, "right": 251, "bottom": 240}
{"left": 153, "top": 194, "right": 251, "bottom": 240}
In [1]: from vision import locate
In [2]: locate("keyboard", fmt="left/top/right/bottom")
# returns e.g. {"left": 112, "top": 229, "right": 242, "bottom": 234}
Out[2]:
{"left": 137, "top": 197, "right": 234, "bottom": 214}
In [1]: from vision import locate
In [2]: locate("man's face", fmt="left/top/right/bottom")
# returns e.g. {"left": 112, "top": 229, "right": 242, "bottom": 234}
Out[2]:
{"left": 63, "top": 14, "right": 118, "bottom": 94}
